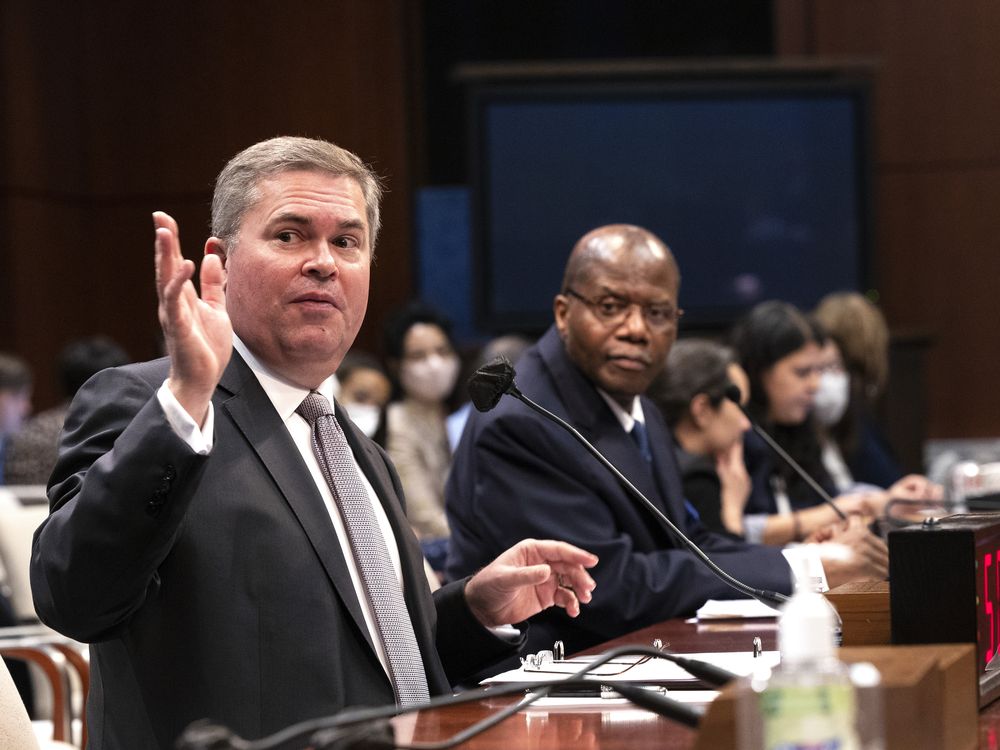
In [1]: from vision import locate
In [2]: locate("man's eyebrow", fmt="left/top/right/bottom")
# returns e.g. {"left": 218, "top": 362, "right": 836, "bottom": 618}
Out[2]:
{"left": 265, "top": 214, "right": 367, "bottom": 234}
{"left": 267, "top": 212, "right": 312, "bottom": 227}
{"left": 597, "top": 286, "right": 675, "bottom": 304}
{"left": 337, "top": 218, "right": 366, "bottom": 233}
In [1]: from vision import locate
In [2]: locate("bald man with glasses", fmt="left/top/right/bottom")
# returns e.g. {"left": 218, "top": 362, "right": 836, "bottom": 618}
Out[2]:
{"left": 445, "top": 224, "right": 796, "bottom": 658}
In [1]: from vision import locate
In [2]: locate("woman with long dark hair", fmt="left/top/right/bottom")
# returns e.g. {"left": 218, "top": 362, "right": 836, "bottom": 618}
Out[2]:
{"left": 732, "top": 301, "right": 880, "bottom": 545}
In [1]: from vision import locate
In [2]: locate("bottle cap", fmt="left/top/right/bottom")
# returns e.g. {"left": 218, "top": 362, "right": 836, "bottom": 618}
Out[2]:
{"left": 778, "top": 589, "right": 838, "bottom": 665}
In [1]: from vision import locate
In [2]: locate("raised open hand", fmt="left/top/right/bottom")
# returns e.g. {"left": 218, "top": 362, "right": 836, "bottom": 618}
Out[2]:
{"left": 154, "top": 212, "right": 232, "bottom": 425}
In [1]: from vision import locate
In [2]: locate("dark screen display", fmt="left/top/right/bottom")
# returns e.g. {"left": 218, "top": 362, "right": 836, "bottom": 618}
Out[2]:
{"left": 471, "top": 82, "right": 870, "bottom": 331}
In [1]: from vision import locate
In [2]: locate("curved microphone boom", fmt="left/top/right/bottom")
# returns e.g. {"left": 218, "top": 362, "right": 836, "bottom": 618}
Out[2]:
{"left": 723, "top": 385, "right": 847, "bottom": 522}
{"left": 469, "top": 358, "right": 789, "bottom": 609}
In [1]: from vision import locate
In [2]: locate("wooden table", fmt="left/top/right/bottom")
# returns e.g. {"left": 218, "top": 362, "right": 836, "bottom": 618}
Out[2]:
{"left": 392, "top": 617, "right": 1000, "bottom": 749}
{"left": 391, "top": 617, "right": 772, "bottom": 750}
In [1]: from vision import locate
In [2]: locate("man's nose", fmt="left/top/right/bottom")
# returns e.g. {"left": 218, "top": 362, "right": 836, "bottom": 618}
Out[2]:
{"left": 617, "top": 303, "right": 650, "bottom": 339}
{"left": 303, "top": 243, "right": 337, "bottom": 276}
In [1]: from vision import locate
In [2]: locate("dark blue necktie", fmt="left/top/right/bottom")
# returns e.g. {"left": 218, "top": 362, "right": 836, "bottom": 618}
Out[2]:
{"left": 630, "top": 420, "right": 701, "bottom": 525}
{"left": 629, "top": 421, "right": 653, "bottom": 463}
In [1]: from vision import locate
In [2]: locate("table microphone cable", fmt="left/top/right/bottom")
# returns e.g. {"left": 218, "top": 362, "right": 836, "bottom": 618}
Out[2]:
{"left": 176, "top": 645, "right": 734, "bottom": 750}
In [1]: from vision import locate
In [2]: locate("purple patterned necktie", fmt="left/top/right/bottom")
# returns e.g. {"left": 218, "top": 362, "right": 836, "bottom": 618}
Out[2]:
{"left": 297, "top": 391, "right": 429, "bottom": 706}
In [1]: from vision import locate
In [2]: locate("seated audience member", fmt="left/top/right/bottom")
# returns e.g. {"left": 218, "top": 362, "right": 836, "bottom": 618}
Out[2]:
{"left": 648, "top": 339, "right": 752, "bottom": 538}
{"left": 0, "top": 352, "right": 33, "bottom": 710}
{"left": 30, "top": 136, "right": 598, "bottom": 748}
{"left": 813, "top": 292, "right": 910, "bottom": 488}
{"left": 446, "top": 224, "right": 885, "bottom": 658}
{"left": 383, "top": 303, "right": 461, "bottom": 571}
{"left": 650, "top": 338, "right": 895, "bottom": 575}
{"left": 0, "top": 353, "right": 32, "bottom": 486}
{"left": 338, "top": 349, "right": 447, "bottom": 589}
{"left": 731, "top": 301, "right": 933, "bottom": 546}
{"left": 336, "top": 350, "right": 392, "bottom": 444}
{"left": 811, "top": 332, "right": 941, "bottom": 515}
{"left": 5, "top": 336, "right": 128, "bottom": 486}
{"left": 446, "top": 334, "right": 533, "bottom": 452}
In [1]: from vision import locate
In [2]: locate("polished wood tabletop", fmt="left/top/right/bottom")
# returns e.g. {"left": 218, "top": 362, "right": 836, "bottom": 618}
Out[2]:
{"left": 393, "top": 617, "right": 1000, "bottom": 749}
{"left": 392, "top": 617, "right": 775, "bottom": 750}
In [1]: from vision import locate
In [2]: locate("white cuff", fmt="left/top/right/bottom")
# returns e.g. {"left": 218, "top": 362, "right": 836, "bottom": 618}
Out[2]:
{"left": 489, "top": 624, "right": 523, "bottom": 642}
{"left": 781, "top": 544, "right": 830, "bottom": 593}
{"left": 743, "top": 513, "right": 768, "bottom": 544}
{"left": 157, "top": 382, "right": 214, "bottom": 454}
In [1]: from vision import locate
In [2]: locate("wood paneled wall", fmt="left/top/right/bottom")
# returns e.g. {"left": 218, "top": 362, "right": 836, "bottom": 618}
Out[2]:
{"left": 5, "top": 2, "right": 999, "bottom": 441}
{"left": 776, "top": 0, "right": 1000, "bottom": 438}
{"left": 1, "top": 2, "right": 417, "bottom": 408}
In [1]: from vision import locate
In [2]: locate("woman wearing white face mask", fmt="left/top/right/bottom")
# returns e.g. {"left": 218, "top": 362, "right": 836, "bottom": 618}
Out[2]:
{"left": 337, "top": 351, "right": 392, "bottom": 443}
{"left": 813, "top": 294, "right": 942, "bottom": 507}
{"left": 384, "top": 303, "right": 461, "bottom": 573}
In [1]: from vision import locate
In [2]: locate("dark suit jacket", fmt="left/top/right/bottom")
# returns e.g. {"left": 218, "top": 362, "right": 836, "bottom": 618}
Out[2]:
{"left": 445, "top": 327, "right": 792, "bottom": 656}
{"left": 30, "top": 354, "right": 515, "bottom": 749}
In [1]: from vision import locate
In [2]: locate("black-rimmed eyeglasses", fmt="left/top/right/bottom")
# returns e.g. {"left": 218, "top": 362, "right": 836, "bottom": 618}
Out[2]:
{"left": 564, "top": 288, "right": 683, "bottom": 331}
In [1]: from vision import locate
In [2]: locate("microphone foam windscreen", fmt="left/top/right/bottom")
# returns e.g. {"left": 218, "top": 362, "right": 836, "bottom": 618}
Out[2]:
{"left": 467, "top": 357, "right": 516, "bottom": 412}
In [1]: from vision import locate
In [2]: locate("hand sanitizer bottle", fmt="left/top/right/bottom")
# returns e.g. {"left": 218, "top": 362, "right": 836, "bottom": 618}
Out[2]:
{"left": 740, "top": 589, "right": 884, "bottom": 749}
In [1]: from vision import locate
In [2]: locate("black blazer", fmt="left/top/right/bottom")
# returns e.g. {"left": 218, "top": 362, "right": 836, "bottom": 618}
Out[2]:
{"left": 31, "top": 353, "right": 514, "bottom": 749}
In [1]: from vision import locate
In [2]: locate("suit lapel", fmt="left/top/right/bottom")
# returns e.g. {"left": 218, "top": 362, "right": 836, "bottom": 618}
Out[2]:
{"left": 218, "top": 355, "right": 375, "bottom": 654}
{"left": 536, "top": 327, "right": 675, "bottom": 519}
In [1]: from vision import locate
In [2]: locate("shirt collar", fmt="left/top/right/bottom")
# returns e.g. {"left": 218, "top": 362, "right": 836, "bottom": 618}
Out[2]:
{"left": 233, "top": 335, "right": 340, "bottom": 422}
{"left": 596, "top": 389, "right": 645, "bottom": 433}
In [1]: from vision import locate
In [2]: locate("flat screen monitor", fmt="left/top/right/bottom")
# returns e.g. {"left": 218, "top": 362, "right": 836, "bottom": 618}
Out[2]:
{"left": 467, "top": 73, "right": 873, "bottom": 332}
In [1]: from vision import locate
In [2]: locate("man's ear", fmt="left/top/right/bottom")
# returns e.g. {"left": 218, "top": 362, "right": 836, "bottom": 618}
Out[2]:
{"left": 553, "top": 294, "right": 570, "bottom": 340}
{"left": 204, "top": 238, "right": 229, "bottom": 288}
{"left": 204, "top": 237, "right": 227, "bottom": 265}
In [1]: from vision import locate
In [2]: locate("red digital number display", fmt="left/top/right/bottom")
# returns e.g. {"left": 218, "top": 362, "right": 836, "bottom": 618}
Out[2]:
{"left": 986, "top": 552, "right": 995, "bottom": 667}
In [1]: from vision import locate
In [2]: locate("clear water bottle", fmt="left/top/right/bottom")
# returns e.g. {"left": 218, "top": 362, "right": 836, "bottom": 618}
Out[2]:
{"left": 738, "top": 589, "right": 885, "bottom": 749}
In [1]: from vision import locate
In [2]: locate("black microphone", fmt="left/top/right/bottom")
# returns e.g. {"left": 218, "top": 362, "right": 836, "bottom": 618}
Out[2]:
{"left": 723, "top": 386, "right": 847, "bottom": 522}
{"left": 468, "top": 356, "right": 518, "bottom": 412}
{"left": 468, "top": 358, "right": 789, "bottom": 609}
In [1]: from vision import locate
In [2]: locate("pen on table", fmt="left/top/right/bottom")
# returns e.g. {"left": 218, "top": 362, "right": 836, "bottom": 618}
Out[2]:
{"left": 543, "top": 683, "right": 667, "bottom": 699}
{"left": 544, "top": 683, "right": 616, "bottom": 698}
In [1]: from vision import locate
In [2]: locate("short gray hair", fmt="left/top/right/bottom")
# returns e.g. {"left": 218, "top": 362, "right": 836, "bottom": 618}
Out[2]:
{"left": 211, "top": 136, "right": 384, "bottom": 251}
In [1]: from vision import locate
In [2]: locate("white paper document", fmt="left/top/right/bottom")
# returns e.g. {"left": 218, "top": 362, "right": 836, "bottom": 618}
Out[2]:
{"left": 483, "top": 650, "right": 780, "bottom": 687}
{"left": 695, "top": 598, "right": 781, "bottom": 620}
